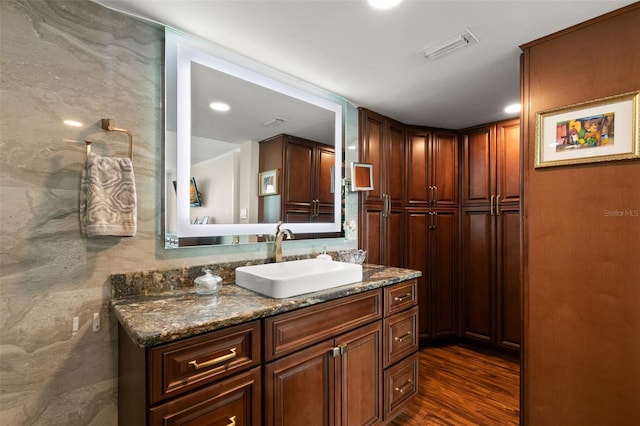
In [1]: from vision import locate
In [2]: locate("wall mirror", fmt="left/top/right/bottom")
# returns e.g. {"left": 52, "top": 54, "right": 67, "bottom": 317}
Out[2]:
{"left": 350, "top": 162, "right": 374, "bottom": 191}
{"left": 165, "top": 29, "right": 346, "bottom": 248}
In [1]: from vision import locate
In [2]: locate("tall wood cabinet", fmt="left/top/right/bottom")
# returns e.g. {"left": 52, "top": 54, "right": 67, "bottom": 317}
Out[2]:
{"left": 358, "top": 108, "right": 405, "bottom": 267}
{"left": 459, "top": 118, "right": 521, "bottom": 351}
{"left": 258, "top": 134, "right": 337, "bottom": 235}
{"left": 404, "top": 127, "right": 459, "bottom": 344}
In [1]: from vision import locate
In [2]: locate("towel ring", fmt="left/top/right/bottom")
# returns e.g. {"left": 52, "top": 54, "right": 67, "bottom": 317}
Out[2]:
{"left": 85, "top": 118, "right": 133, "bottom": 160}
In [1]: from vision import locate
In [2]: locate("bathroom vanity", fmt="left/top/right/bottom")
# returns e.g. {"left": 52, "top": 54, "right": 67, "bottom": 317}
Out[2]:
{"left": 112, "top": 264, "right": 420, "bottom": 425}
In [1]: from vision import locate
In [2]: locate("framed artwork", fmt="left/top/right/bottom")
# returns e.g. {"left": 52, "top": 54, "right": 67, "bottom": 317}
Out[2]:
{"left": 259, "top": 169, "right": 279, "bottom": 196}
{"left": 535, "top": 91, "right": 639, "bottom": 168}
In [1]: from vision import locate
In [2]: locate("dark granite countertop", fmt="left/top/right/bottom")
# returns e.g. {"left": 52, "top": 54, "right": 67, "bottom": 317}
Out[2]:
{"left": 111, "top": 264, "right": 421, "bottom": 348}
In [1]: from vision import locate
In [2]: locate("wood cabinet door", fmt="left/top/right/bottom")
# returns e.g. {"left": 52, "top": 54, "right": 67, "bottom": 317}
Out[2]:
{"left": 384, "top": 209, "right": 405, "bottom": 268}
{"left": 317, "top": 146, "right": 335, "bottom": 205}
{"left": 386, "top": 121, "right": 405, "bottom": 206}
{"left": 461, "top": 125, "right": 495, "bottom": 206}
{"left": 460, "top": 207, "right": 495, "bottom": 344}
{"left": 496, "top": 119, "right": 521, "bottom": 205}
{"left": 336, "top": 321, "right": 382, "bottom": 426}
{"left": 360, "top": 206, "right": 404, "bottom": 268}
{"left": 284, "top": 138, "right": 315, "bottom": 207}
{"left": 405, "top": 209, "right": 457, "bottom": 343}
{"left": 149, "top": 366, "right": 261, "bottom": 426}
{"left": 360, "top": 206, "right": 383, "bottom": 265}
{"left": 405, "top": 210, "right": 431, "bottom": 343}
{"left": 429, "top": 209, "right": 458, "bottom": 339}
{"left": 496, "top": 206, "right": 521, "bottom": 351}
{"left": 359, "top": 109, "right": 384, "bottom": 205}
{"left": 406, "top": 128, "right": 430, "bottom": 206}
{"left": 431, "top": 131, "right": 458, "bottom": 207}
{"left": 264, "top": 339, "right": 335, "bottom": 426}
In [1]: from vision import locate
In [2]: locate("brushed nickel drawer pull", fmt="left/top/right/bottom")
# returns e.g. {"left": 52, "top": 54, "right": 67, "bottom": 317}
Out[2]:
{"left": 188, "top": 347, "right": 237, "bottom": 369}
{"left": 394, "top": 293, "right": 412, "bottom": 302}
{"left": 395, "top": 379, "right": 413, "bottom": 394}
{"left": 227, "top": 415, "right": 236, "bottom": 426}
{"left": 394, "top": 331, "right": 413, "bottom": 342}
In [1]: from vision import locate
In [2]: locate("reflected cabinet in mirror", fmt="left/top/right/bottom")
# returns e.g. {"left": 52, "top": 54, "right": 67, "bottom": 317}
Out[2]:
{"left": 164, "top": 29, "right": 346, "bottom": 248}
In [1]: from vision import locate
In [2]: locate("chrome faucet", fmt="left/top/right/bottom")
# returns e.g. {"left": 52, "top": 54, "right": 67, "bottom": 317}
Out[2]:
{"left": 271, "top": 221, "right": 294, "bottom": 263}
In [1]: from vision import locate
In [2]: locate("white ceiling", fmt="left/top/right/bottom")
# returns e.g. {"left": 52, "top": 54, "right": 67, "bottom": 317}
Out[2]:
{"left": 94, "top": 0, "right": 633, "bottom": 129}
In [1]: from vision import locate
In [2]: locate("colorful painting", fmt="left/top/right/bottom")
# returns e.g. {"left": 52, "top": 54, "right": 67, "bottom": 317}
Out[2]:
{"left": 555, "top": 113, "right": 614, "bottom": 151}
{"left": 535, "top": 91, "right": 639, "bottom": 168}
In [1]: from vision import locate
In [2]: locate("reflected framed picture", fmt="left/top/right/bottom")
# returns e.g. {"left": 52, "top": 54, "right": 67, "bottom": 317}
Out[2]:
{"left": 172, "top": 177, "right": 202, "bottom": 207}
{"left": 535, "top": 91, "right": 639, "bottom": 168}
{"left": 259, "top": 169, "right": 279, "bottom": 196}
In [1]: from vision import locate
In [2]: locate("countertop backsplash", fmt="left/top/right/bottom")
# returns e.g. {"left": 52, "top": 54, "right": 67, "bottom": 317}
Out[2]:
{"left": 110, "top": 252, "right": 341, "bottom": 299}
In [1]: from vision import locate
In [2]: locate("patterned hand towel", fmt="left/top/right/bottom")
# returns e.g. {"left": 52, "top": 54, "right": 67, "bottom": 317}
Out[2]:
{"left": 80, "top": 155, "right": 137, "bottom": 237}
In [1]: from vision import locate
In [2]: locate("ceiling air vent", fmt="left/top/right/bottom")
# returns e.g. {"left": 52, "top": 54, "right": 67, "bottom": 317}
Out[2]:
{"left": 263, "top": 117, "right": 288, "bottom": 127}
{"left": 421, "top": 28, "right": 479, "bottom": 61}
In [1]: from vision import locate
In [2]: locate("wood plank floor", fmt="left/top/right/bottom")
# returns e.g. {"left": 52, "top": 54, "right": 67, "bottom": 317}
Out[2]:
{"left": 388, "top": 344, "right": 520, "bottom": 426}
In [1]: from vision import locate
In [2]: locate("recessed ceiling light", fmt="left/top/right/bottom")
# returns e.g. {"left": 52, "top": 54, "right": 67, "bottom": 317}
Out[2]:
{"left": 365, "top": 0, "right": 404, "bottom": 10}
{"left": 504, "top": 103, "right": 521, "bottom": 114}
{"left": 63, "top": 119, "right": 83, "bottom": 127}
{"left": 209, "top": 102, "right": 230, "bottom": 112}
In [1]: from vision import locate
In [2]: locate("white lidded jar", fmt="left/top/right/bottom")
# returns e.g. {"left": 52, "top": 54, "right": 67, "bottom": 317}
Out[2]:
{"left": 194, "top": 268, "right": 222, "bottom": 295}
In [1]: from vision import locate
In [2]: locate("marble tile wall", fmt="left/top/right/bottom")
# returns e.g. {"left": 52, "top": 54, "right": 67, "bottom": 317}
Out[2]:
{"left": 0, "top": 1, "right": 358, "bottom": 424}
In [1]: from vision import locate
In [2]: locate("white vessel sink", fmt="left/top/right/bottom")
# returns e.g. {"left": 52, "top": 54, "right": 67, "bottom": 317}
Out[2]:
{"left": 235, "top": 259, "right": 363, "bottom": 298}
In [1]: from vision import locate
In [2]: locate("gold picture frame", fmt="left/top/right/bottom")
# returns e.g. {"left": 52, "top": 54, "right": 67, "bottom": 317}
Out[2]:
{"left": 535, "top": 91, "right": 639, "bottom": 168}
{"left": 259, "top": 169, "right": 279, "bottom": 196}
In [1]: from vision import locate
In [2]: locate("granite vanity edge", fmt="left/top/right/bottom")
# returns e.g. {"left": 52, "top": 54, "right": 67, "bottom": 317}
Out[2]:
{"left": 111, "top": 266, "right": 421, "bottom": 348}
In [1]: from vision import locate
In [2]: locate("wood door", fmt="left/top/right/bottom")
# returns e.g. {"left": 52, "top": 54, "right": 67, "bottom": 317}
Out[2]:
{"left": 336, "top": 321, "right": 382, "bottom": 426}
{"left": 496, "top": 206, "right": 521, "bottom": 351}
{"left": 429, "top": 209, "right": 458, "bottom": 339}
{"left": 264, "top": 339, "right": 335, "bottom": 426}
{"left": 430, "top": 131, "right": 459, "bottom": 207}
{"left": 496, "top": 119, "right": 521, "bottom": 205}
{"left": 460, "top": 207, "right": 495, "bottom": 344}
{"left": 461, "top": 125, "right": 495, "bottom": 206}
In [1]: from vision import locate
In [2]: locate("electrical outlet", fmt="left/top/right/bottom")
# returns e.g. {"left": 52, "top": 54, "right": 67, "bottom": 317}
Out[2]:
{"left": 92, "top": 312, "right": 100, "bottom": 332}
{"left": 72, "top": 316, "right": 79, "bottom": 335}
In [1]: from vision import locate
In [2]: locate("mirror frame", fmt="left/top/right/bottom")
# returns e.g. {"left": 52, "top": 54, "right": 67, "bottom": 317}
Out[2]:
{"left": 166, "top": 29, "right": 344, "bottom": 240}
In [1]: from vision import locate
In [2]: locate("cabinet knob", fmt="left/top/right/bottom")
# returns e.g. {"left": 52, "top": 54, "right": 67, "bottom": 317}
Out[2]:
{"left": 226, "top": 415, "right": 237, "bottom": 426}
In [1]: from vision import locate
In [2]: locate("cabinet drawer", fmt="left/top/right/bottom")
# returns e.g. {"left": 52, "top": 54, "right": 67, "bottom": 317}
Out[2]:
{"left": 383, "top": 352, "right": 419, "bottom": 421}
{"left": 149, "top": 365, "right": 261, "bottom": 426}
{"left": 384, "top": 279, "right": 417, "bottom": 316}
{"left": 149, "top": 320, "right": 261, "bottom": 403}
{"left": 383, "top": 305, "right": 419, "bottom": 368}
{"left": 264, "top": 290, "right": 382, "bottom": 361}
